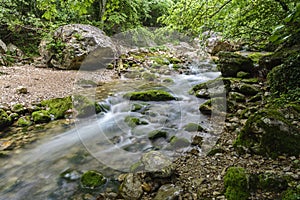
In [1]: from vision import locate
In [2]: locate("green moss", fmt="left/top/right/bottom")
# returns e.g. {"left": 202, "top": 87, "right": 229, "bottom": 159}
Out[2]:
{"left": 224, "top": 167, "right": 250, "bottom": 200}
{"left": 80, "top": 170, "right": 106, "bottom": 190}
{"left": 282, "top": 188, "right": 300, "bottom": 200}
{"left": 169, "top": 57, "right": 182, "bottom": 64}
{"left": 141, "top": 72, "right": 156, "bottom": 81}
{"left": 124, "top": 116, "right": 148, "bottom": 128}
{"left": 229, "top": 92, "right": 246, "bottom": 102}
{"left": 199, "top": 97, "right": 227, "bottom": 115}
{"left": 17, "top": 116, "right": 32, "bottom": 127}
{"left": 124, "top": 90, "right": 176, "bottom": 101}
{"left": 32, "top": 110, "right": 51, "bottom": 123}
{"left": 183, "top": 123, "right": 204, "bottom": 132}
{"left": 236, "top": 71, "right": 250, "bottom": 78}
{"left": 11, "top": 104, "right": 26, "bottom": 114}
{"left": 258, "top": 173, "right": 288, "bottom": 192}
{"left": 248, "top": 52, "right": 272, "bottom": 63}
{"left": 238, "top": 84, "right": 260, "bottom": 96}
{"left": 148, "top": 130, "right": 167, "bottom": 140}
{"left": 41, "top": 96, "right": 72, "bottom": 119}
{"left": 0, "top": 109, "right": 12, "bottom": 130}
{"left": 150, "top": 56, "right": 169, "bottom": 65}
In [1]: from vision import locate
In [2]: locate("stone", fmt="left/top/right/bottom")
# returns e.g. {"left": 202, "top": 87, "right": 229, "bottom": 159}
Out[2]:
{"left": 148, "top": 130, "right": 167, "bottom": 140}
{"left": 234, "top": 107, "right": 300, "bottom": 157}
{"left": 204, "top": 32, "right": 236, "bottom": 55}
{"left": 125, "top": 116, "right": 148, "bottom": 128}
{"left": 0, "top": 109, "right": 13, "bottom": 130}
{"left": 39, "top": 24, "right": 118, "bottom": 70}
{"left": 154, "top": 184, "right": 183, "bottom": 200}
{"left": 237, "top": 83, "right": 260, "bottom": 96}
{"left": 170, "top": 136, "right": 190, "bottom": 148}
{"left": 229, "top": 92, "right": 246, "bottom": 102}
{"left": 0, "top": 39, "right": 7, "bottom": 54}
{"left": 141, "top": 151, "right": 173, "bottom": 178}
{"left": 119, "top": 173, "right": 143, "bottom": 200}
{"left": 60, "top": 168, "right": 81, "bottom": 181}
{"left": 32, "top": 110, "right": 51, "bottom": 123}
{"left": 41, "top": 96, "right": 73, "bottom": 119}
{"left": 11, "top": 104, "right": 27, "bottom": 114}
{"left": 16, "top": 86, "right": 28, "bottom": 94}
{"left": 191, "top": 135, "right": 203, "bottom": 147}
{"left": 217, "top": 52, "right": 254, "bottom": 77}
{"left": 199, "top": 97, "right": 227, "bottom": 115}
{"left": 80, "top": 170, "right": 106, "bottom": 190}
{"left": 236, "top": 71, "right": 250, "bottom": 78}
{"left": 183, "top": 123, "right": 204, "bottom": 132}
{"left": 7, "top": 43, "right": 24, "bottom": 57}
{"left": 73, "top": 95, "right": 102, "bottom": 118}
{"left": 124, "top": 90, "right": 176, "bottom": 101}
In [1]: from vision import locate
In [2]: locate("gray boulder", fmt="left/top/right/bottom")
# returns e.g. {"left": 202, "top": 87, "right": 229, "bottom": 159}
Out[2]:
{"left": 0, "top": 39, "right": 7, "bottom": 54}
{"left": 39, "top": 24, "right": 118, "bottom": 70}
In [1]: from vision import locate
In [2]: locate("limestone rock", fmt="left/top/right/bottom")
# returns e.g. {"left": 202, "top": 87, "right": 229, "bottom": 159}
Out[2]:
{"left": 119, "top": 173, "right": 143, "bottom": 200}
{"left": 39, "top": 24, "right": 118, "bottom": 70}
{"left": 0, "top": 39, "right": 7, "bottom": 54}
{"left": 154, "top": 184, "right": 183, "bottom": 200}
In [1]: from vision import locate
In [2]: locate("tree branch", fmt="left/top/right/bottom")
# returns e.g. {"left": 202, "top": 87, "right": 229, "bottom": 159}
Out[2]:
{"left": 209, "top": 0, "right": 232, "bottom": 18}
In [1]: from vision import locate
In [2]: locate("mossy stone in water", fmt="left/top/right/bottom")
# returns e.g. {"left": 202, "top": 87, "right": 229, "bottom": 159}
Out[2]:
{"left": 224, "top": 167, "right": 250, "bottom": 200}
{"left": 170, "top": 136, "right": 190, "bottom": 148}
{"left": 0, "top": 109, "right": 12, "bottom": 130}
{"left": 32, "top": 110, "right": 51, "bottom": 123}
{"left": 183, "top": 123, "right": 204, "bottom": 132}
{"left": 73, "top": 95, "right": 102, "bottom": 118}
{"left": 80, "top": 170, "right": 106, "bottom": 190}
{"left": 148, "top": 130, "right": 167, "bottom": 140}
{"left": 124, "top": 90, "right": 176, "bottom": 101}
{"left": 124, "top": 116, "right": 148, "bottom": 128}
{"left": 41, "top": 96, "right": 72, "bottom": 119}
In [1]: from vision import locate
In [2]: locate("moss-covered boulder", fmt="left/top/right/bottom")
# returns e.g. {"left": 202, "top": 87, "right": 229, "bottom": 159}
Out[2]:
{"left": 0, "top": 109, "right": 12, "bottom": 130}
{"left": 237, "top": 83, "right": 260, "bottom": 96}
{"left": 41, "top": 96, "right": 72, "bottom": 119}
{"left": 80, "top": 170, "right": 106, "bottom": 190}
{"left": 32, "top": 110, "right": 51, "bottom": 123}
{"left": 183, "top": 123, "right": 204, "bottom": 132}
{"left": 234, "top": 107, "right": 300, "bottom": 157}
{"left": 11, "top": 104, "right": 27, "bottom": 114}
{"left": 224, "top": 167, "right": 250, "bottom": 200}
{"left": 169, "top": 136, "right": 190, "bottom": 148}
{"left": 148, "top": 130, "right": 167, "bottom": 140}
{"left": 17, "top": 116, "right": 32, "bottom": 127}
{"left": 217, "top": 51, "right": 254, "bottom": 77}
{"left": 229, "top": 92, "right": 246, "bottom": 102}
{"left": 190, "top": 78, "right": 231, "bottom": 97}
{"left": 124, "top": 90, "right": 176, "bottom": 101}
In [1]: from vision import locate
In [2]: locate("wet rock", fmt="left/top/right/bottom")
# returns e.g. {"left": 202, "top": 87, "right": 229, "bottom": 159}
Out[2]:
{"left": 141, "top": 151, "right": 173, "bottom": 178}
{"left": 0, "top": 109, "right": 13, "bottom": 130}
{"left": 154, "top": 184, "right": 183, "bottom": 200}
{"left": 73, "top": 95, "right": 102, "bottom": 118}
{"left": 119, "top": 173, "right": 143, "bottom": 200}
{"left": 217, "top": 52, "right": 253, "bottom": 77}
{"left": 124, "top": 116, "right": 148, "bottom": 128}
{"left": 170, "top": 136, "right": 190, "bottom": 149}
{"left": 234, "top": 107, "right": 300, "bottom": 157}
{"left": 190, "top": 78, "right": 229, "bottom": 98}
{"left": 17, "top": 116, "right": 32, "bottom": 127}
{"left": 183, "top": 123, "right": 204, "bottom": 132}
{"left": 60, "top": 168, "right": 81, "bottom": 181}
{"left": 41, "top": 96, "right": 73, "bottom": 119}
{"left": 80, "top": 170, "right": 106, "bottom": 190}
{"left": 199, "top": 97, "right": 227, "bottom": 115}
{"left": 32, "top": 110, "right": 51, "bottom": 123}
{"left": 124, "top": 90, "right": 176, "bottom": 101}
{"left": 148, "top": 130, "right": 167, "bottom": 140}
{"left": 39, "top": 24, "right": 118, "bottom": 70}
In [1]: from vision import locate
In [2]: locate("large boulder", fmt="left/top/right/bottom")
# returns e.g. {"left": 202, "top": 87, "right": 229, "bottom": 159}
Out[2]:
{"left": 234, "top": 106, "right": 300, "bottom": 157}
{"left": 0, "top": 39, "right": 7, "bottom": 54}
{"left": 0, "top": 109, "right": 13, "bottom": 130}
{"left": 39, "top": 24, "right": 118, "bottom": 70}
{"left": 203, "top": 31, "right": 236, "bottom": 55}
{"left": 217, "top": 52, "right": 254, "bottom": 77}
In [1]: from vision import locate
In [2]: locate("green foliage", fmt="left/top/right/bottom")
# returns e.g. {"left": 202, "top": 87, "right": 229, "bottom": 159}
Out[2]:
{"left": 224, "top": 167, "right": 250, "bottom": 200}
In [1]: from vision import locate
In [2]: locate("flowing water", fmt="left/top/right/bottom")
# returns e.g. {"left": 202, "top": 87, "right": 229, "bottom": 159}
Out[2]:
{"left": 0, "top": 60, "right": 223, "bottom": 199}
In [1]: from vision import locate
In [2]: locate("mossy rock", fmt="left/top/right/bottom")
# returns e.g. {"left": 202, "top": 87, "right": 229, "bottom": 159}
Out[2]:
{"left": 217, "top": 51, "right": 254, "bottom": 77}
{"left": 41, "top": 96, "right": 72, "bottom": 119}
{"left": 183, "top": 123, "right": 204, "bottom": 132}
{"left": 124, "top": 116, "right": 148, "bottom": 128}
{"left": 150, "top": 56, "right": 170, "bottom": 65}
{"left": 0, "top": 109, "right": 13, "bottom": 130}
{"left": 124, "top": 90, "right": 176, "bottom": 101}
{"left": 224, "top": 167, "right": 250, "bottom": 200}
{"left": 73, "top": 95, "right": 102, "bottom": 118}
{"left": 170, "top": 136, "right": 190, "bottom": 148}
{"left": 199, "top": 97, "right": 227, "bottom": 115}
{"left": 80, "top": 170, "right": 106, "bottom": 190}
{"left": 237, "top": 83, "right": 260, "bottom": 96}
{"left": 17, "top": 116, "right": 32, "bottom": 127}
{"left": 257, "top": 173, "right": 288, "bottom": 192}
{"left": 190, "top": 78, "right": 231, "bottom": 95}
{"left": 32, "top": 110, "right": 51, "bottom": 123}
{"left": 141, "top": 72, "right": 156, "bottom": 81}
{"left": 11, "top": 104, "right": 27, "bottom": 114}
{"left": 282, "top": 187, "right": 300, "bottom": 200}
{"left": 148, "top": 130, "right": 167, "bottom": 140}
{"left": 229, "top": 92, "right": 246, "bottom": 102}
{"left": 247, "top": 52, "right": 272, "bottom": 64}
{"left": 234, "top": 107, "right": 300, "bottom": 157}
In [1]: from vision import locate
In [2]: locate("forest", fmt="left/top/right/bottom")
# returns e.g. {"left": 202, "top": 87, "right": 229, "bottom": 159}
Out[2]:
{"left": 0, "top": 0, "right": 300, "bottom": 200}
